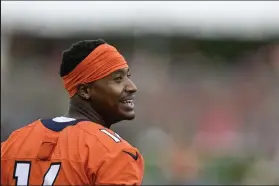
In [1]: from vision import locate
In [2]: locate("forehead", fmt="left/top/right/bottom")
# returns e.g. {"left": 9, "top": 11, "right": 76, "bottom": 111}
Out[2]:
{"left": 111, "top": 67, "right": 130, "bottom": 75}
{"left": 91, "top": 67, "right": 130, "bottom": 85}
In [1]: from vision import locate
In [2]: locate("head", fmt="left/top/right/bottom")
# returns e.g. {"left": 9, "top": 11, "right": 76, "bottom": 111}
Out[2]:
{"left": 60, "top": 39, "right": 137, "bottom": 124}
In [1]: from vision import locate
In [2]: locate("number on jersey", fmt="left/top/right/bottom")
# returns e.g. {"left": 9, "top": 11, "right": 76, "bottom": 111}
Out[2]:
{"left": 100, "top": 129, "right": 121, "bottom": 142}
{"left": 13, "top": 161, "right": 61, "bottom": 186}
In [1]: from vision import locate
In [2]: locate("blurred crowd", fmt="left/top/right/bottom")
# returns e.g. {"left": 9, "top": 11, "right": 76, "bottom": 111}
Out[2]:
{"left": 1, "top": 33, "right": 279, "bottom": 184}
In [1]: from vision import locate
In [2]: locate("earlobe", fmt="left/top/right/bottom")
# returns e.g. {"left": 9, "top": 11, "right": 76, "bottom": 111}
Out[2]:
{"left": 77, "top": 84, "right": 91, "bottom": 100}
{"left": 81, "top": 92, "right": 90, "bottom": 100}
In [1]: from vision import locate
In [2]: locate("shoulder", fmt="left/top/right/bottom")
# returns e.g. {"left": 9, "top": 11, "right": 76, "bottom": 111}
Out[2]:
{"left": 39, "top": 116, "right": 135, "bottom": 153}
{"left": 77, "top": 121, "right": 144, "bottom": 183}
{"left": 3, "top": 120, "right": 39, "bottom": 143}
{"left": 76, "top": 121, "right": 137, "bottom": 154}
{"left": 1, "top": 120, "right": 39, "bottom": 157}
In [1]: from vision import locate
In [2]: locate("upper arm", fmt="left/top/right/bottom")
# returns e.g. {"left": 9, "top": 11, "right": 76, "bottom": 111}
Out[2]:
{"left": 81, "top": 126, "right": 144, "bottom": 185}
{"left": 1, "top": 141, "right": 5, "bottom": 149}
{"left": 95, "top": 148, "right": 144, "bottom": 185}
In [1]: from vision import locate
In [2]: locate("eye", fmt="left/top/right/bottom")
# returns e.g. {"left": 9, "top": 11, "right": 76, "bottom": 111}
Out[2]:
{"left": 127, "top": 74, "right": 132, "bottom": 78}
{"left": 114, "top": 76, "right": 123, "bottom": 82}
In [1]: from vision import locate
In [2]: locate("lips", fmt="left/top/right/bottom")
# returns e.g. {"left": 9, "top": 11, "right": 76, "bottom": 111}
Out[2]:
{"left": 119, "top": 96, "right": 135, "bottom": 110}
{"left": 120, "top": 95, "right": 135, "bottom": 101}
{"left": 121, "top": 100, "right": 133, "bottom": 104}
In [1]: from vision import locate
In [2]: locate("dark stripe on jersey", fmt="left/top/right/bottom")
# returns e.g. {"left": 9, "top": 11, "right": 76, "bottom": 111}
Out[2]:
{"left": 41, "top": 118, "right": 88, "bottom": 132}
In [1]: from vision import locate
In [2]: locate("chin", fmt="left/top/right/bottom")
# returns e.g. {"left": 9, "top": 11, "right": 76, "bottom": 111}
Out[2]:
{"left": 124, "top": 114, "right": 135, "bottom": 120}
{"left": 120, "top": 111, "right": 136, "bottom": 121}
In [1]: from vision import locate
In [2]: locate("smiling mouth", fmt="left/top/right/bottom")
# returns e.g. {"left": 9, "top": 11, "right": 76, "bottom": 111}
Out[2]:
{"left": 120, "top": 100, "right": 134, "bottom": 105}
{"left": 119, "top": 100, "right": 135, "bottom": 109}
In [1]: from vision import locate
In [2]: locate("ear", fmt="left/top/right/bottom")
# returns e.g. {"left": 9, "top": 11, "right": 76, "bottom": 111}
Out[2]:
{"left": 77, "top": 83, "right": 91, "bottom": 100}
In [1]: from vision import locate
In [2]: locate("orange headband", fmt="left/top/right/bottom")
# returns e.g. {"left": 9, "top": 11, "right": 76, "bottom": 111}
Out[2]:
{"left": 62, "top": 44, "right": 128, "bottom": 97}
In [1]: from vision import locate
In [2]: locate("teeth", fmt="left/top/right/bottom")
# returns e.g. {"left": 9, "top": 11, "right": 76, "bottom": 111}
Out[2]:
{"left": 123, "top": 100, "right": 133, "bottom": 104}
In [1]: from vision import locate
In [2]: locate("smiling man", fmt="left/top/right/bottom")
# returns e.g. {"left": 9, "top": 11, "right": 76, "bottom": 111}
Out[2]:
{"left": 1, "top": 39, "right": 144, "bottom": 185}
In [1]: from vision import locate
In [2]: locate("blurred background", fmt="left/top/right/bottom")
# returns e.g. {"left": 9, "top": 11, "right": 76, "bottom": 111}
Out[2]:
{"left": 1, "top": 1, "right": 279, "bottom": 185}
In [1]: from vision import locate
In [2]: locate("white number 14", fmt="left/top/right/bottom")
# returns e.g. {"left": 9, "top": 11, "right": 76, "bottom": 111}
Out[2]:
{"left": 13, "top": 161, "right": 61, "bottom": 186}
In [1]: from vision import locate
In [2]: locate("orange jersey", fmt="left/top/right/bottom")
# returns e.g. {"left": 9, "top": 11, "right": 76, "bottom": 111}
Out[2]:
{"left": 1, "top": 117, "right": 144, "bottom": 185}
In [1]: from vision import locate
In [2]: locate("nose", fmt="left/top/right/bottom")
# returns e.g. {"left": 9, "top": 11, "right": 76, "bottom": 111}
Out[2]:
{"left": 125, "top": 79, "right": 137, "bottom": 94}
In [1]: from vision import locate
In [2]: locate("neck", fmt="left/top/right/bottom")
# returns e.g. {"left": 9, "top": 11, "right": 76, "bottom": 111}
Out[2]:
{"left": 64, "top": 97, "right": 110, "bottom": 128}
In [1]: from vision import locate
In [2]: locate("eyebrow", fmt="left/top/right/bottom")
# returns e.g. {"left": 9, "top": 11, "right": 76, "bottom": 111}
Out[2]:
{"left": 113, "top": 68, "right": 130, "bottom": 74}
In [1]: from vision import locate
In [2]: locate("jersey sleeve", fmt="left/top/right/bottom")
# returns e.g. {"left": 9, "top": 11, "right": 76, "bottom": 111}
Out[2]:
{"left": 95, "top": 148, "right": 144, "bottom": 185}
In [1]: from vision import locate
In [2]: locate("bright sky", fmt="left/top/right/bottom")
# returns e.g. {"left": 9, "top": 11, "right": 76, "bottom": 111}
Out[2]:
{"left": 1, "top": 1, "right": 279, "bottom": 37}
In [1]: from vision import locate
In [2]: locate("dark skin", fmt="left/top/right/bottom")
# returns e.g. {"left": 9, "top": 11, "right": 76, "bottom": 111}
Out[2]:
{"left": 64, "top": 67, "right": 137, "bottom": 128}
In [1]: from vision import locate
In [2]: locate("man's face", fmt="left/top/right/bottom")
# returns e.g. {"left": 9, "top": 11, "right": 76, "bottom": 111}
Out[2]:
{"left": 88, "top": 67, "right": 137, "bottom": 123}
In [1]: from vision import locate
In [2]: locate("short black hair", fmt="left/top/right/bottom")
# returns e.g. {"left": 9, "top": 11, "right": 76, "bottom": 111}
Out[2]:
{"left": 59, "top": 39, "right": 106, "bottom": 77}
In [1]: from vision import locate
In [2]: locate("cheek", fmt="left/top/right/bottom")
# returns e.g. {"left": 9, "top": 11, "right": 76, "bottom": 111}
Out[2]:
{"left": 103, "top": 85, "right": 123, "bottom": 106}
